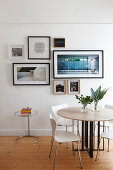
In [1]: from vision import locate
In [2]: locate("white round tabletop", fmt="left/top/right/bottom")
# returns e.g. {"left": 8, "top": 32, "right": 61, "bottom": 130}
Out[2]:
{"left": 15, "top": 110, "right": 38, "bottom": 117}
{"left": 57, "top": 107, "right": 113, "bottom": 122}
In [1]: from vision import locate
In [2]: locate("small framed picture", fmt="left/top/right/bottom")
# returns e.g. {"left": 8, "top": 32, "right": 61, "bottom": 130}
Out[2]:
{"left": 28, "top": 36, "right": 51, "bottom": 60}
{"left": 9, "top": 45, "right": 25, "bottom": 59}
{"left": 13, "top": 63, "right": 50, "bottom": 85}
{"left": 53, "top": 38, "right": 65, "bottom": 48}
{"left": 67, "top": 80, "right": 80, "bottom": 94}
{"left": 53, "top": 80, "right": 66, "bottom": 94}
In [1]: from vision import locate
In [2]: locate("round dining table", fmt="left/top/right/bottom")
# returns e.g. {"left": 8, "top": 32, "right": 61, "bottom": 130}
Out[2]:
{"left": 57, "top": 107, "right": 113, "bottom": 158}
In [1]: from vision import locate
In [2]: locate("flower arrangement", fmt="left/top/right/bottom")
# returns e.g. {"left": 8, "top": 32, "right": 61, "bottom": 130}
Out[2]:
{"left": 75, "top": 94, "right": 93, "bottom": 112}
{"left": 91, "top": 86, "right": 108, "bottom": 110}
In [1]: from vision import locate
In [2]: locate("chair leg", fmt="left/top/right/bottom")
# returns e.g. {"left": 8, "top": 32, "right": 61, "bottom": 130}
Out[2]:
{"left": 72, "top": 142, "right": 75, "bottom": 156}
{"left": 108, "top": 139, "right": 109, "bottom": 152}
{"left": 49, "top": 137, "right": 54, "bottom": 158}
{"left": 77, "top": 120, "right": 80, "bottom": 136}
{"left": 53, "top": 143, "right": 59, "bottom": 170}
{"left": 65, "top": 126, "right": 68, "bottom": 149}
{"left": 77, "top": 142, "right": 83, "bottom": 169}
{"left": 95, "top": 137, "right": 102, "bottom": 161}
{"left": 107, "top": 126, "right": 110, "bottom": 152}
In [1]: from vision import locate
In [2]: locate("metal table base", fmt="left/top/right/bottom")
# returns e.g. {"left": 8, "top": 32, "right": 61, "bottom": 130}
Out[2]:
{"left": 16, "top": 113, "right": 39, "bottom": 144}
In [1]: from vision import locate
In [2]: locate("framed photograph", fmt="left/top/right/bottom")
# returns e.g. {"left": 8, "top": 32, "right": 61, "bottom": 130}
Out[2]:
{"left": 67, "top": 80, "right": 80, "bottom": 94}
{"left": 53, "top": 38, "right": 65, "bottom": 48}
{"left": 28, "top": 36, "right": 51, "bottom": 60}
{"left": 9, "top": 45, "right": 25, "bottom": 59}
{"left": 53, "top": 80, "right": 66, "bottom": 94}
{"left": 13, "top": 63, "right": 50, "bottom": 85}
{"left": 53, "top": 50, "right": 104, "bottom": 78}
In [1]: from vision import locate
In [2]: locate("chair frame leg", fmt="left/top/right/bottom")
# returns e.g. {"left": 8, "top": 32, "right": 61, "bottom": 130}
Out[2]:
{"left": 95, "top": 137, "right": 102, "bottom": 161}
{"left": 108, "top": 126, "right": 110, "bottom": 152}
{"left": 108, "top": 139, "right": 110, "bottom": 152}
{"left": 53, "top": 143, "right": 59, "bottom": 170}
{"left": 72, "top": 142, "right": 75, "bottom": 155}
{"left": 49, "top": 137, "right": 54, "bottom": 158}
{"left": 77, "top": 142, "right": 83, "bottom": 169}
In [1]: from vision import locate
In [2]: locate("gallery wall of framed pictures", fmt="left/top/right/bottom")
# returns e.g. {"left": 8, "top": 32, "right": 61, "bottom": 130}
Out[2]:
{"left": 9, "top": 35, "right": 104, "bottom": 89}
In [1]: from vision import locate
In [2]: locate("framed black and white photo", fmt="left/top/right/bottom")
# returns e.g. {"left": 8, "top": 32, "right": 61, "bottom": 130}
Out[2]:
{"left": 67, "top": 80, "right": 80, "bottom": 94}
{"left": 53, "top": 80, "right": 66, "bottom": 94}
{"left": 13, "top": 63, "right": 50, "bottom": 85}
{"left": 53, "top": 38, "right": 65, "bottom": 48}
{"left": 28, "top": 36, "right": 51, "bottom": 60}
{"left": 53, "top": 50, "right": 104, "bottom": 78}
{"left": 9, "top": 45, "right": 25, "bottom": 59}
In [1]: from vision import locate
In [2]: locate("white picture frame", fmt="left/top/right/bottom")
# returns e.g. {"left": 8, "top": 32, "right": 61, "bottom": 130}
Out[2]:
{"left": 9, "top": 45, "right": 25, "bottom": 59}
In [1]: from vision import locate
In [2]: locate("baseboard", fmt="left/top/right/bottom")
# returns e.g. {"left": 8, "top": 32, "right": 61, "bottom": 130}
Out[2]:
{"left": 0, "top": 127, "right": 78, "bottom": 136}
{"left": 0, "top": 129, "right": 53, "bottom": 136}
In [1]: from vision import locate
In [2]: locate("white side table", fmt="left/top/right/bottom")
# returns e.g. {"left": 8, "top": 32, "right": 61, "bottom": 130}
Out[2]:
{"left": 15, "top": 110, "right": 39, "bottom": 144}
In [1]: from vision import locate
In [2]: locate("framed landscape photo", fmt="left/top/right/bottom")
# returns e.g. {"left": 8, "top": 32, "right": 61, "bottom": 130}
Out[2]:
{"left": 67, "top": 80, "right": 80, "bottom": 94}
{"left": 13, "top": 63, "right": 50, "bottom": 85}
{"left": 53, "top": 50, "right": 104, "bottom": 78}
{"left": 53, "top": 80, "right": 66, "bottom": 94}
{"left": 9, "top": 45, "right": 25, "bottom": 59}
{"left": 28, "top": 36, "right": 51, "bottom": 60}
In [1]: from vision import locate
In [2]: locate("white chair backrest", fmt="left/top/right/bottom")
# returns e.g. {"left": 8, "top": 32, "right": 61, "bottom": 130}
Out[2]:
{"left": 104, "top": 104, "right": 113, "bottom": 110}
{"left": 50, "top": 113, "right": 56, "bottom": 137}
{"left": 52, "top": 104, "right": 68, "bottom": 116}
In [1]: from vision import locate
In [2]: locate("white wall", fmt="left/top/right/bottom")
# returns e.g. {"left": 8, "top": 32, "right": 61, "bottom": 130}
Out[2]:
{"left": 0, "top": 0, "right": 113, "bottom": 23}
{"left": 0, "top": 0, "right": 113, "bottom": 136}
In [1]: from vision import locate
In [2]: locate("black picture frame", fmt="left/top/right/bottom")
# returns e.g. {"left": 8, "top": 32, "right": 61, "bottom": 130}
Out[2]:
{"left": 13, "top": 63, "right": 50, "bottom": 85}
{"left": 53, "top": 38, "right": 65, "bottom": 48}
{"left": 53, "top": 50, "right": 104, "bottom": 79}
{"left": 28, "top": 36, "right": 51, "bottom": 60}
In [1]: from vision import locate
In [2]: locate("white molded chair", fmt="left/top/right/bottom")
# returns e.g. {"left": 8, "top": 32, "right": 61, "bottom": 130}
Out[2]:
{"left": 49, "top": 113, "right": 83, "bottom": 170}
{"left": 52, "top": 104, "right": 79, "bottom": 151}
{"left": 98, "top": 104, "right": 113, "bottom": 151}
{"left": 52, "top": 104, "right": 72, "bottom": 129}
{"left": 95, "top": 130, "right": 113, "bottom": 161}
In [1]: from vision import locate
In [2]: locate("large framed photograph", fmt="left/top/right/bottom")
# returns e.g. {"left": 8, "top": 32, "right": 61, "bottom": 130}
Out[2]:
{"left": 9, "top": 45, "right": 25, "bottom": 59}
{"left": 28, "top": 36, "right": 51, "bottom": 60}
{"left": 13, "top": 63, "right": 50, "bottom": 85}
{"left": 53, "top": 50, "right": 104, "bottom": 78}
{"left": 53, "top": 80, "right": 66, "bottom": 94}
{"left": 67, "top": 80, "right": 80, "bottom": 94}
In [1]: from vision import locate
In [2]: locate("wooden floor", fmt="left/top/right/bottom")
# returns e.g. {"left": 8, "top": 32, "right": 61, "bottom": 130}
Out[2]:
{"left": 0, "top": 136, "right": 113, "bottom": 170}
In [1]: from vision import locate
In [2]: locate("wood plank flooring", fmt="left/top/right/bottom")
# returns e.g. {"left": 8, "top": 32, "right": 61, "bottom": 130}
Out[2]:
{"left": 0, "top": 136, "right": 113, "bottom": 170}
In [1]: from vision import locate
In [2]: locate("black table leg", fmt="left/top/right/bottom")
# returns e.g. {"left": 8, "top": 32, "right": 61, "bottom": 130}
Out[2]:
{"left": 98, "top": 121, "right": 100, "bottom": 148}
{"left": 82, "top": 121, "right": 84, "bottom": 150}
{"left": 85, "top": 121, "right": 88, "bottom": 148}
{"left": 90, "top": 121, "right": 93, "bottom": 158}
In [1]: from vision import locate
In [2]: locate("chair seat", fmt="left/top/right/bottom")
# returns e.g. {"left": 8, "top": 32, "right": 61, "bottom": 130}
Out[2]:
{"left": 54, "top": 131, "right": 79, "bottom": 143}
{"left": 57, "top": 119, "right": 72, "bottom": 126}
{"left": 101, "top": 131, "right": 113, "bottom": 140}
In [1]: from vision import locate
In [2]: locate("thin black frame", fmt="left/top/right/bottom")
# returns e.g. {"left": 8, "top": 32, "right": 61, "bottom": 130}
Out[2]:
{"left": 53, "top": 50, "right": 104, "bottom": 79}
{"left": 13, "top": 63, "right": 50, "bottom": 85}
{"left": 28, "top": 36, "right": 51, "bottom": 60}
